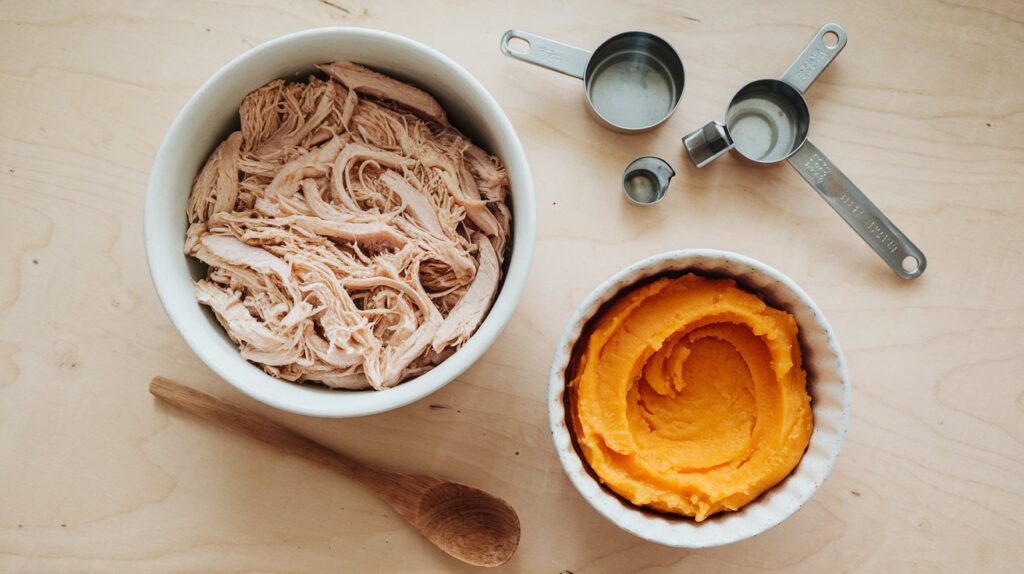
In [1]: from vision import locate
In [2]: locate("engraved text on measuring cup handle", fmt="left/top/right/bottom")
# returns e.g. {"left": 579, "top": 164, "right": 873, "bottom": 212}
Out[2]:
{"left": 788, "top": 140, "right": 927, "bottom": 279}
{"left": 780, "top": 23, "right": 848, "bottom": 93}
{"left": 500, "top": 30, "right": 591, "bottom": 79}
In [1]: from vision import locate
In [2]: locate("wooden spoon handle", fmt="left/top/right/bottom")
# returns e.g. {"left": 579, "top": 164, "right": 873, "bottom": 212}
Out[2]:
{"left": 150, "top": 376, "right": 358, "bottom": 477}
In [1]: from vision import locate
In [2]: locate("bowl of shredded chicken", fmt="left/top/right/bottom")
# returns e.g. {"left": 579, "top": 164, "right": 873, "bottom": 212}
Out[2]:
{"left": 147, "top": 29, "right": 535, "bottom": 416}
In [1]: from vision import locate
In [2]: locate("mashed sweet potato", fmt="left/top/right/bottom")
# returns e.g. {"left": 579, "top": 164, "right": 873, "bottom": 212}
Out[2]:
{"left": 569, "top": 273, "right": 813, "bottom": 521}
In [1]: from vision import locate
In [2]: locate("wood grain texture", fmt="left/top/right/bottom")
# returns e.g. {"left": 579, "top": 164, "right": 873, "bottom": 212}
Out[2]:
{"left": 148, "top": 377, "right": 520, "bottom": 568}
{"left": 1, "top": 0, "right": 1021, "bottom": 572}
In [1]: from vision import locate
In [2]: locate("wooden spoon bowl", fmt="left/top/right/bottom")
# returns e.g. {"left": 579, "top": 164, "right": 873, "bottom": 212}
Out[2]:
{"left": 413, "top": 481, "right": 520, "bottom": 567}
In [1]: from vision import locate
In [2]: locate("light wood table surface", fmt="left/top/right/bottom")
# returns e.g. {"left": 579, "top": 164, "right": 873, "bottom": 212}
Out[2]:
{"left": 1, "top": 1, "right": 1021, "bottom": 572}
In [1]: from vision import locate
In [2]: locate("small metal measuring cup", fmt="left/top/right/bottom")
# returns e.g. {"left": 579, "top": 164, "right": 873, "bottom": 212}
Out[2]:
{"left": 623, "top": 157, "right": 676, "bottom": 205}
{"left": 683, "top": 23, "right": 927, "bottom": 279}
{"left": 500, "top": 30, "right": 685, "bottom": 133}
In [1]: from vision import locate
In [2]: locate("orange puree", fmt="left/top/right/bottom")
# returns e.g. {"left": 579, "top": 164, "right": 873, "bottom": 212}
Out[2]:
{"left": 570, "top": 274, "right": 813, "bottom": 521}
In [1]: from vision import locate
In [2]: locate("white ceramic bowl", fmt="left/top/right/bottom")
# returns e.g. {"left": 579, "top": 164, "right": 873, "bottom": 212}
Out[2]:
{"left": 146, "top": 28, "right": 535, "bottom": 417}
{"left": 548, "top": 250, "right": 849, "bottom": 547}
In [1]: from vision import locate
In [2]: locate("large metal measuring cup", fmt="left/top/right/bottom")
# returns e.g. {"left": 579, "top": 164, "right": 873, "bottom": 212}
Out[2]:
{"left": 501, "top": 30, "right": 685, "bottom": 133}
{"left": 684, "top": 23, "right": 926, "bottom": 280}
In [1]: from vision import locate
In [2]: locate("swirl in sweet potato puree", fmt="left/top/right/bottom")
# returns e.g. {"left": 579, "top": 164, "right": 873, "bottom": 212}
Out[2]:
{"left": 569, "top": 274, "right": 813, "bottom": 521}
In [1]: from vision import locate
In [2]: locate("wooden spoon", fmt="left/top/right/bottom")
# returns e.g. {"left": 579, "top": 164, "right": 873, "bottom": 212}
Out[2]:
{"left": 149, "top": 376, "right": 520, "bottom": 567}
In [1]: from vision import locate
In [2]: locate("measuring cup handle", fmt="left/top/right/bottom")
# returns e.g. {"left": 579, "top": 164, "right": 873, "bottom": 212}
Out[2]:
{"left": 780, "top": 23, "right": 847, "bottom": 93}
{"left": 789, "top": 140, "right": 926, "bottom": 279}
{"left": 500, "top": 30, "right": 590, "bottom": 79}
{"left": 683, "top": 121, "right": 734, "bottom": 168}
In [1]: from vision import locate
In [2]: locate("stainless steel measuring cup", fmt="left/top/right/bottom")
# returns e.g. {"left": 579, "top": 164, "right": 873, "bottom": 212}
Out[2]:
{"left": 500, "top": 30, "right": 685, "bottom": 133}
{"left": 623, "top": 156, "right": 676, "bottom": 205}
{"left": 683, "top": 23, "right": 927, "bottom": 279}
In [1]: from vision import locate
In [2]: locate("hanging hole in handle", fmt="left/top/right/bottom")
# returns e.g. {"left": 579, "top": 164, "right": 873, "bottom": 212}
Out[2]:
{"left": 507, "top": 36, "right": 530, "bottom": 54}
{"left": 822, "top": 31, "right": 840, "bottom": 48}
{"left": 902, "top": 255, "right": 920, "bottom": 274}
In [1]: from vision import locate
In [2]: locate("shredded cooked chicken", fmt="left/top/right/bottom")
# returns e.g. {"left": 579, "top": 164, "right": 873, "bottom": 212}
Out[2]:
{"left": 185, "top": 62, "right": 512, "bottom": 390}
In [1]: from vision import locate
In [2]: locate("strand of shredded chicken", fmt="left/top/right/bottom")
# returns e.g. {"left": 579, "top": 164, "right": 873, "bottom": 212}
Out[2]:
{"left": 185, "top": 62, "right": 511, "bottom": 390}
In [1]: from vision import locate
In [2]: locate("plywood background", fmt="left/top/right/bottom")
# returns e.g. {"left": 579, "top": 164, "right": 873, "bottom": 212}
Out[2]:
{"left": 1, "top": 1, "right": 1021, "bottom": 572}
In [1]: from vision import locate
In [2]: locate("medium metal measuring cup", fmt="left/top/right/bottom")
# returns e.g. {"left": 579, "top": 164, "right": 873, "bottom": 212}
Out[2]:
{"left": 683, "top": 23, "right": 927, "bottom": 280}
{"left": 500, "top": 30, "right": 685, "bottom": 133}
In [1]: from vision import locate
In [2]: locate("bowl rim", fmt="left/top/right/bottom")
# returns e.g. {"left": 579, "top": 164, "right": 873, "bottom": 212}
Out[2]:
{"left": 145, "top": 27, "right": 536, "bottom": 417}
{"left": 547, "top": 248, "right": 851, "bottom": 547}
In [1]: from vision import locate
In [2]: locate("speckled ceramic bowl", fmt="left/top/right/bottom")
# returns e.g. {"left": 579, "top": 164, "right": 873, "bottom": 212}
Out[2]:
{"left": 548, "top": 249, "right": 850, "bottom": 547}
